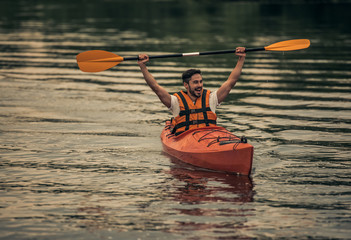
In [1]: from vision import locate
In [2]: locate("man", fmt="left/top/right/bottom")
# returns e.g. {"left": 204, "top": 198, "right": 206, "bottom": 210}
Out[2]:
{"left": 138, "top": 47, "right": 246, "bottom": 135}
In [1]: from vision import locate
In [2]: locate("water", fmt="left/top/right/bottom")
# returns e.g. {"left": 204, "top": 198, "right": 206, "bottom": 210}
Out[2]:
{"left": 1, "top": 0, "right": 350, "bottom": 239}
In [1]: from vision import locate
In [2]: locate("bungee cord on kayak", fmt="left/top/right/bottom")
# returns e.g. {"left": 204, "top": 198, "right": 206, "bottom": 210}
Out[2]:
{"left": 194, "top": 129, "right": 240, "bottom": 147}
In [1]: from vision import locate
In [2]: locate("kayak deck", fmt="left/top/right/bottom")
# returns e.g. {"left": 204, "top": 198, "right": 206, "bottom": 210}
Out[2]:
{"left": 161, "top": 121, "right": 253, "bottom": 175}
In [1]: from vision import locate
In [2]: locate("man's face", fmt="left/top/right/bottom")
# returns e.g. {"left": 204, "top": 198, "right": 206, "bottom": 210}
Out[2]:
{"left": 185, "top": 73, "right": 203, "bottom": 99}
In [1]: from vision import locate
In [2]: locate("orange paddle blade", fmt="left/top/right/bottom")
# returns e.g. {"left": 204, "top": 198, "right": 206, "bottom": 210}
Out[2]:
{"left": 265, "top": 39, "right": 310, "bottom": 51}
{"left": 76, "top": 50, "right": 124, "bottom": 72}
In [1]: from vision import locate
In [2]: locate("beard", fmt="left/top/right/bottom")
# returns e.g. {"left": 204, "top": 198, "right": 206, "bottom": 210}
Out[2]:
{"left": 189, "top": 85, "right": 203, "bottom": 99}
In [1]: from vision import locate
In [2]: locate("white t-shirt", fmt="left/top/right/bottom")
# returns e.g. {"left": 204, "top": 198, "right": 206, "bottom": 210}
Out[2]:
{"left": 169, "top": 90, "right": 219, "bottom": 117}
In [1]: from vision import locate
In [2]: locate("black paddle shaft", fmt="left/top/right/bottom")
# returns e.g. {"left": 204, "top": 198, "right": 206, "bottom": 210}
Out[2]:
{"left": 123, "top": 47, "right": 265, "bottom": 61}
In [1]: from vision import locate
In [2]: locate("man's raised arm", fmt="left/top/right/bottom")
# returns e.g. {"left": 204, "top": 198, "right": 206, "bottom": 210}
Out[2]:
{"left": 216, "top": 47, "right": 246, "bottom": 104}
{"left": 138, "top": 54, "right": 172, "bottom": 108}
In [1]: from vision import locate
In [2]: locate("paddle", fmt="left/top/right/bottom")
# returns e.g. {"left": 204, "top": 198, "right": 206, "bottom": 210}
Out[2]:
{"left": 76, "top": 39, "right": 310, "bottom": 73}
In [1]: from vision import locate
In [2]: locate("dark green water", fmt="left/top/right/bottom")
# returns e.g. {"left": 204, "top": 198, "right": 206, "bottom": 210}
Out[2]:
{"left": 1, "top": 0, "right": 350, "bottom": 239}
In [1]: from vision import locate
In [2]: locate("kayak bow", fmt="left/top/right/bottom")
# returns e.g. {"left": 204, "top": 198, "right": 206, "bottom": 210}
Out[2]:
{"left": 161, "top": 121, "right": 253, "bottom": 175}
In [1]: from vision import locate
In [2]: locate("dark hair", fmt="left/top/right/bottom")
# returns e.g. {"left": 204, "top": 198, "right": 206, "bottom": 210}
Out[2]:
{"left": 182, "top": 69, "right": 201, "bottom": 84}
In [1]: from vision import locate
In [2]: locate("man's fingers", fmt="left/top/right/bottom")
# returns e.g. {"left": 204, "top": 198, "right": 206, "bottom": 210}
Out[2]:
{"left": 138, "top": 54, "right": 149, "bottom": 61}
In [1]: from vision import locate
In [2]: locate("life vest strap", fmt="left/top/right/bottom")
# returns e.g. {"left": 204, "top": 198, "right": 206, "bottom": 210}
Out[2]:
{"left": 176, "top": 91, "right": 190, "bottom": 132}
{"left": 174, "top": 119, "right": 217, "bottom": 130}
{"left": 179, "top": 107, "right": 212, "bottom": 116}
{"left": 201, "top": 88, "right": 209, "bottom": 126}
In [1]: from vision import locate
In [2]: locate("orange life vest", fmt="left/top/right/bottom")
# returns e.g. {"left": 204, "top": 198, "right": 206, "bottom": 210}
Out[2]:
{"left": 172, "top": 89, "right": 217, "bottom": 136}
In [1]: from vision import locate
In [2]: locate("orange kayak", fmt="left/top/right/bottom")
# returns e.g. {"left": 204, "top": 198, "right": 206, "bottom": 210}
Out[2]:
{"left": 160, "top": 121, "right": 254, "bottom": 175}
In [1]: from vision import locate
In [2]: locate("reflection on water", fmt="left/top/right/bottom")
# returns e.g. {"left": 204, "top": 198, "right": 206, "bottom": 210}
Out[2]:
{"left": 1, "top": 0, "right": 351, "bottom": 239}
{"left": 165, "top": 158, "right": 254, "bottom": 237}
{"left": 169, "top": 158, "right": 254, "bottom": 204}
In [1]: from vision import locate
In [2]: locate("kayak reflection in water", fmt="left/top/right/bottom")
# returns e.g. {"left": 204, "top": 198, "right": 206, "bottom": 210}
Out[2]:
{"left": 138, "top": 47, "right": 246, "bottom": 134}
